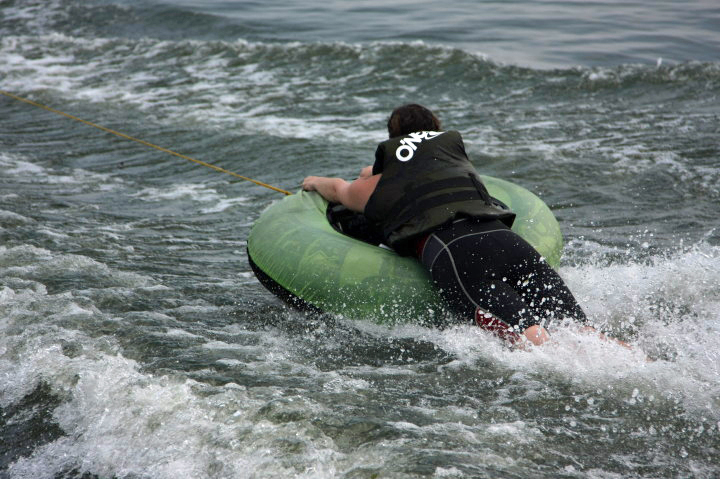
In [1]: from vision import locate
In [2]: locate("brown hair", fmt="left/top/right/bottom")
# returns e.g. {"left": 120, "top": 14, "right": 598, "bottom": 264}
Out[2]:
{"left": 386, "top": 104, "right": 441, "bottom": 138}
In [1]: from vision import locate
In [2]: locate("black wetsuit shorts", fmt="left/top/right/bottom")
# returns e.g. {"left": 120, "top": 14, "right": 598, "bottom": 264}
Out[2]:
{"left": 418, "top": 218, "right": 587, "bottom": 331}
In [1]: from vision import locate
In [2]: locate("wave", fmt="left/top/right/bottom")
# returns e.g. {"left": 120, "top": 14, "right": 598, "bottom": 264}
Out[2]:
{"left": 1, "top": 241, "right": 718, "bottom": 478}
{"left": 0, "top": 0, "right": 244, "bottom": 41}
{"left": 2, "top": 30, "right": 718, "bottom": 143}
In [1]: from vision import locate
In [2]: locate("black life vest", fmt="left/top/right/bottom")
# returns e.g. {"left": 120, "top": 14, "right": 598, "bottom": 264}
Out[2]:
{"left": 364, "top": 130, "right": 516, "bottom": 255}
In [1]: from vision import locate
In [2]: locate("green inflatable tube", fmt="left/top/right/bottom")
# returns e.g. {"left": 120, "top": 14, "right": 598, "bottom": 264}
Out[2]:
{"left": 247, "top": 175, "right": 563, "bottom": 324}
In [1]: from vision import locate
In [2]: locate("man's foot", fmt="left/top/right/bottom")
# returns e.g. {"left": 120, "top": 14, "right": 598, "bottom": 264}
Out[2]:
{"left": 522, "top": 325, "right": 551, "bottom": 346}
{"left": 474, "top": 308, "right": 522, "bottom": 344}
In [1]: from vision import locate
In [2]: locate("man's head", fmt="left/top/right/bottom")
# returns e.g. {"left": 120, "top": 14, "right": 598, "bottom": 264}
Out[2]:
{"left": 387, "top": 104, "right": 441, "bottom": 138}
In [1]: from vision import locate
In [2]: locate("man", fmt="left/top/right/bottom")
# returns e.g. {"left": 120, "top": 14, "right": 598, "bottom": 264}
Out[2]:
{"left": 302, "top": 104, "right": 588, "bottom": 346}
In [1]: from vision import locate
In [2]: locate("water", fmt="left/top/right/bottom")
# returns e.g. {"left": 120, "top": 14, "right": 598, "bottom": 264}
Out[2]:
{"left": 1, "top": 0, "right": 719, "bottom": 477}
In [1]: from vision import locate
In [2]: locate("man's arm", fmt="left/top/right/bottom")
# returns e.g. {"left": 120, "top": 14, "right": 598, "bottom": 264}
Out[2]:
{"left": 302, "top": 172, "right": 380, "bottom": 213}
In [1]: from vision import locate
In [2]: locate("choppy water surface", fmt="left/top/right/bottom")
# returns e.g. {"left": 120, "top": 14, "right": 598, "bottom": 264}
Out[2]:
{"left": 1, "top": 0, "right": 719, "bottom": 477}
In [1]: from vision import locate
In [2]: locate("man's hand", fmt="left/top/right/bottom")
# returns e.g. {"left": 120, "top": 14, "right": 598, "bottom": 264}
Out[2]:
{"left": 302, "top": 176, "right": 322, "bottom": 191}
{"left": 359, "top": 166, "right": 373, "bottom": 178}
{"left": 301, "top": 173, "right": 380, "bottom": 212}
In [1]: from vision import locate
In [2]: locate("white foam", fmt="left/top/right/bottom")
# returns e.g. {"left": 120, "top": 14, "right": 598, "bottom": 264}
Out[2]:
{"left": 0, "top": 281, "right": 346, "bottom": 478}
{"left": 434, "top": 466, "right": 465, "bottom": 477}
{"left": 516, "top": 120, "right": 559, "bottom": 130}
{"left": 200, "top": 196, "right": 250, "bottom": 214}
{"left": 163, "top": 328, "right": 203, "bottom": 339}
{"left": 0, "top": 153, "right": 47, "bottom": 175}
{"left": 0, "top": 244, "right": 151, "bottom": 289}
{"left": 0, "top": 209, "right": 33, "bottom": 226}
{"left": 1, "top": 0, "right": 68, "bottom": 32}
{"left": 36, "top": 228, "right": 69, "bottom": 239}
{"left": 563, "top": 244, "right": 720, "bottom": 330}
{"left": 2, "top": 243, "right": 718, "bottom": 477}
{"left": 321, "top": 374, "right": 371, "bottom": 393}
{"left": 0, "top": 33, "right": 389, "bottom": 144}
{"left": 0, "top": 152, "right": 122, "bottom": 192}
{"left": 133, "top": 184, "right": 221, "bottom": 202}
{"left": 371, "top": 243, "right": 720, "bottom": 422}
{"left": 132, "top": 184, "right": 250, "bottom": 213}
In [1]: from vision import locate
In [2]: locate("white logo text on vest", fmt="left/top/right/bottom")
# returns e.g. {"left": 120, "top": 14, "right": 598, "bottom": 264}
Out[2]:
{"left": 395, "top": 131, "right": 444, "bottom": 162}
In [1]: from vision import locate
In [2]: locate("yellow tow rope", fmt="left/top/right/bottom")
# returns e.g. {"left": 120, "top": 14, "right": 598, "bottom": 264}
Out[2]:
{"left": 0, "top": 89, "right": 292, "bottom": 196}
